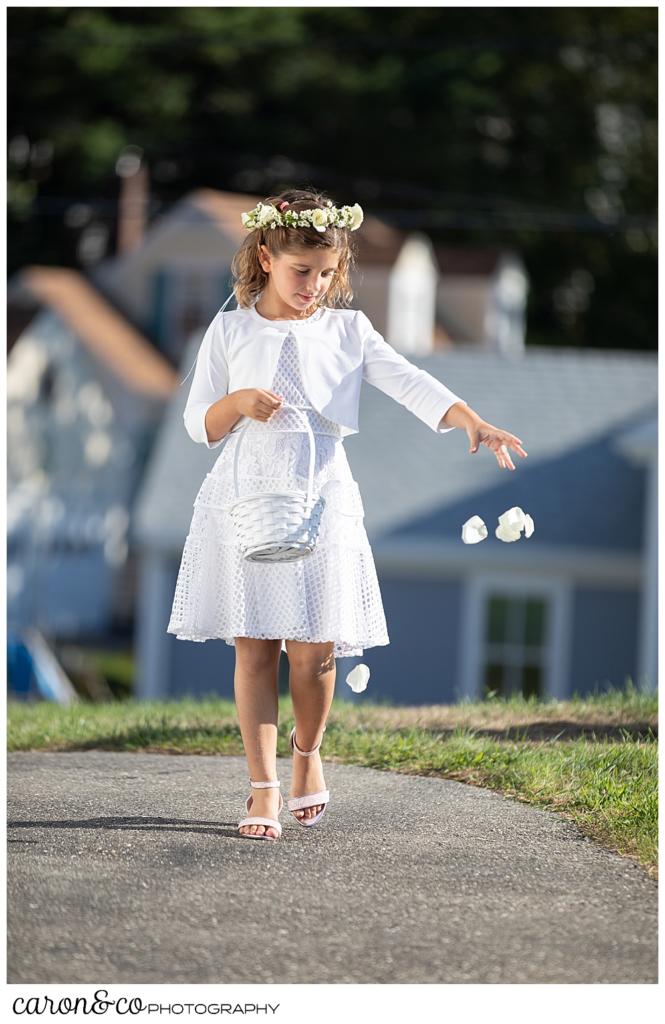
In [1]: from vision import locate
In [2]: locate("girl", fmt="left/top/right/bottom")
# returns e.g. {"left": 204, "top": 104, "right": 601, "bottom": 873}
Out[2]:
{"left": 166, "top": 188, "right": 527, "bottom": 842}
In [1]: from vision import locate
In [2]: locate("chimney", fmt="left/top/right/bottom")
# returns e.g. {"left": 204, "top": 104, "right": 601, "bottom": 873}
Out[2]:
{"left": 116, "top": 146, "right": 148, "bottom": 254}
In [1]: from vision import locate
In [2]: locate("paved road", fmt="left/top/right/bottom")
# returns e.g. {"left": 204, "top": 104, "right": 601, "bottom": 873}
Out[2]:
{"left": 7, "top": 750, "right": 657, "bottom": 984}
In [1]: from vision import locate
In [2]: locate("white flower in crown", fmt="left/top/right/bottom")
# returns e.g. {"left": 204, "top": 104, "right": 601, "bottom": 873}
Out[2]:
{"left": 348, "top": 203, "right": 364, "bottom": 230}
{"left": 256, "top": 202, "right": 278, "bottom": 227}
{"left": 311, "top": 208, "right": 329, "bottom": 232}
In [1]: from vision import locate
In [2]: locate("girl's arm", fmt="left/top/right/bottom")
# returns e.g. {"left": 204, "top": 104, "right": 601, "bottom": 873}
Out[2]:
{"left": 203, "top": 393, "right": 243, "bottom": 445}
{"left": 182, "top": 312, "right": 232, "bottom": 447}
{"left": 357, "top": 310, "right": 467, "bottom": 433}
{"left": 357, "top": 311, "right": 527, "bottom": 469}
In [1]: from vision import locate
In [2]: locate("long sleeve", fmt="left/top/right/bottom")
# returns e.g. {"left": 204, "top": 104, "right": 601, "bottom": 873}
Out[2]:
{"left": 182, "top": 312, "right": 230, "bottom": 448}
{"left": 357, "top": 310, "right": 467, "bottom": 433}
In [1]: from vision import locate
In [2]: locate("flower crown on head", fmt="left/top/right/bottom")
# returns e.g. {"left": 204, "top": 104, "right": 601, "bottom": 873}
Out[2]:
{"left": 241, "top": 198, "right": 364, "bottom": 233}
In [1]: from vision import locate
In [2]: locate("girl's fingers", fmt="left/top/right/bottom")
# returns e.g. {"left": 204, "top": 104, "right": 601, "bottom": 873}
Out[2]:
{"left": 498, "top": 444, "right": 515, "bottom": 471}
{"left": 474, "top": 432, "right": 527, "bottom": 465}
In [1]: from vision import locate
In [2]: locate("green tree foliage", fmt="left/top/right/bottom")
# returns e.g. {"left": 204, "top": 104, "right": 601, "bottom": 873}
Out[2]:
{"left": 7, "top": 7, "right": 656, "bottom": 350}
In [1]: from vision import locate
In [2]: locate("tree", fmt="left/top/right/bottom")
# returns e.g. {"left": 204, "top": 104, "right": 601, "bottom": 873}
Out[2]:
{"left": 7, "top": 6, "right": 657, "bottom": 350}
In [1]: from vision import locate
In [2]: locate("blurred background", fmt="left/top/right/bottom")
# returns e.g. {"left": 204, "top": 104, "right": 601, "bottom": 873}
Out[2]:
{"left": 6, "top": 6, "right": 658, "bottom": 706}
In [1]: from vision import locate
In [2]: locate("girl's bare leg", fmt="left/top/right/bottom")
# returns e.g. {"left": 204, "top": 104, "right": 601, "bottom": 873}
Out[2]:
{"left": 234, "top": 637, "right": 282, "bottom": 838}
{"left": 285, "top": 640, "right": 336, "bottom": 821}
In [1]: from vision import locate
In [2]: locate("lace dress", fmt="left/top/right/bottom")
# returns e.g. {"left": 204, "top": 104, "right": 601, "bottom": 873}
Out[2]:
{"left": 166, "top": 331, "right": 390, "bottom": 658}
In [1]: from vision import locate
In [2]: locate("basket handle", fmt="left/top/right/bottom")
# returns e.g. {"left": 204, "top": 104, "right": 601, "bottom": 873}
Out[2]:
{"left": 231, "top": 402, "right": 316, "bottom": 504}
{"left": 179, "top": 290, "right": 237, "bottom": 387}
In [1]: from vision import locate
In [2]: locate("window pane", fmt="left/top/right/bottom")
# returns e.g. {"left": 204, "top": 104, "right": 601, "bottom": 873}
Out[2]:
{"left": 524, "top": 598, "right": 546, "bottom": 645}
{"left": 521, "top": 664, "right": 542, "bottom": 699}
{"left": 483, "top": 662, "right": 505, "bottom": 698}
{"left": 486, "top": 596, "right": 509, "bottom": 643}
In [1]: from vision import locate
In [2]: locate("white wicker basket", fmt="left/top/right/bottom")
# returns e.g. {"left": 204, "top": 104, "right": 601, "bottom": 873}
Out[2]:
{"left": 223, "top": 403, "right": 326, "bottom": 562}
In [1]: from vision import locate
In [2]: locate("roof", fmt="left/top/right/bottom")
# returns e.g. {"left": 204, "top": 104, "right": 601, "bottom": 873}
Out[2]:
{"left": 354, "top": 345, "right": 655, "bottom": 553}
{"left": 132, "top": 340, "right": 657, "bottom": 558}
{"left": 11, "top": 266, "right": 179, "bottom": 399}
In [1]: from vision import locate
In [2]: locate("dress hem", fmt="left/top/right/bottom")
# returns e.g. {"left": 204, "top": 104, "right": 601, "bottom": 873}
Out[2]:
{"left": 167, "top": 627, "right": 390, "bottom": 658}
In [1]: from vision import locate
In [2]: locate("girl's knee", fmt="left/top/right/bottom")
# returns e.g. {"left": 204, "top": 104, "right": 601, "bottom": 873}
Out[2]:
{"left": 285, "top": 640, "right": 335, "bottom": 675}
{"left": 234, "top": 636, "right": 282, "bottom": 671}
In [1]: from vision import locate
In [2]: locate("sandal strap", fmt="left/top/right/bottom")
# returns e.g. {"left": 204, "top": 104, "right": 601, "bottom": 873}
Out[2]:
{"left": 290, "top": 725, "right": 326, "bottom": 756}
{"left": 249, "top": 779, "right": 281, "bottom": 788}
{"left": 287, "top": 790, "right": 330, "bottom": 810}
{"left": 238, "top": 816, "right": 282, "bottom": 834}
{"left": 246, "top": 792, "right": 283, "bottom": 812}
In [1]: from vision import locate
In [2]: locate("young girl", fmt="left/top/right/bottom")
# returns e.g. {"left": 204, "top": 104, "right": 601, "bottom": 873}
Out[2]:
{"left": 166, "top": 188, "right": 527, "bottom": 842}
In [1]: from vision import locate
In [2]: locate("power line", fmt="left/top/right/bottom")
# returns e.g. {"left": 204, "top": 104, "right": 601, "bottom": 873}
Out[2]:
{"left": 7, "top": 195, "right": 655, "bottom": 234}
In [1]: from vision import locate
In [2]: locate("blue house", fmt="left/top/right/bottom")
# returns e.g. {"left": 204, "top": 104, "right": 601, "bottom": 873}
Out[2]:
{"left": 132, "top": 337, "right": 657, "bottom": 705}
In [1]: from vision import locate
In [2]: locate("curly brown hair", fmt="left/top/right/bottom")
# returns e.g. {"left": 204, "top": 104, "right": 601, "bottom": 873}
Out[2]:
{"left": 230, "top": 187, "right": 358, "bottom": 310}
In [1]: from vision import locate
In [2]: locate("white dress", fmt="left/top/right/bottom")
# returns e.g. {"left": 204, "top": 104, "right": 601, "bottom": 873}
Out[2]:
{"left": 166, "top": 330, "right": 390, "bottom": 658}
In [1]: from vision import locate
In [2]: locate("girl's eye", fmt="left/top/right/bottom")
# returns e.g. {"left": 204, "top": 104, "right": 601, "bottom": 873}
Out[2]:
{"left": 297, "top": 269, "right": 332, "bottom": 276}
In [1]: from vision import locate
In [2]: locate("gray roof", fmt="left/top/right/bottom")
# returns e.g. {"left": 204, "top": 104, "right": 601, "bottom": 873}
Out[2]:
{"left": 132, "top": 338, "right": 657, "bottom": 557}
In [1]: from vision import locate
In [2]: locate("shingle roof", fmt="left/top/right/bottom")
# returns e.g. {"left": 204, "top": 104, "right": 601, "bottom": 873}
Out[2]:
{"left": 13, "top": 266, "right": 179, "bottom": 399}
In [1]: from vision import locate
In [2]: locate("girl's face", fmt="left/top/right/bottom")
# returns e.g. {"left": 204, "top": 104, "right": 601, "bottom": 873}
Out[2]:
{"left": 258, "top": 244, "right": 341, "bottom": 314}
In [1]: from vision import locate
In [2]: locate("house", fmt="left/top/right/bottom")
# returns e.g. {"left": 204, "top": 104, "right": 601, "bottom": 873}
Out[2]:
{"left": 131, "top": 334, "right": 657, "bottom": 705}
{"left": 6, "top": 267, "right": 178, "bottom": 637}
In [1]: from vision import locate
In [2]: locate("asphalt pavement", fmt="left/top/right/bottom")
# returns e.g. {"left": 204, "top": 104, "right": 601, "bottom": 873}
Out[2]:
{"left": 7, "top": 750, "right": 658, "bottom": 984}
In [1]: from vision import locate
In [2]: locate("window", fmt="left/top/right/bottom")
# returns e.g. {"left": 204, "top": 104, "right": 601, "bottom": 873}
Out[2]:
{"left": 482, "top": 593, "right": 548, "bottom": 699}
{"left": 461, "top": 574, "right": 570, "bottom": 702}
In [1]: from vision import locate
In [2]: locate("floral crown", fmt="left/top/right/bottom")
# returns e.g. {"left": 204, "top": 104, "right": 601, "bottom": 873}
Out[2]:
{"left": 241, "top": 198, "right": 364, "bottom": 233}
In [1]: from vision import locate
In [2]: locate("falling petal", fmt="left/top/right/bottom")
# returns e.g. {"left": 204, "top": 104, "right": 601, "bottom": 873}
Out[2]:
{"left": 497, "top": 505, "right": 535, "bottom": 541}
{"left": 461, "top": 515, "right": 488, "bottom": 544}
{"left": 498, "top": 506, "right": 526, "bottom": 531}
{"left": 346, "top": 663, "right": 370, "bottom": 693}
{"left": 496, "top": 523, "right": 522, "bottom": 542}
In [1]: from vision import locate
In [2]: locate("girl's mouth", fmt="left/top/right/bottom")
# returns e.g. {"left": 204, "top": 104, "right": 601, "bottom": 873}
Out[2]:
{"left": 298, "top": 293, "right": 316, "bottom": 301}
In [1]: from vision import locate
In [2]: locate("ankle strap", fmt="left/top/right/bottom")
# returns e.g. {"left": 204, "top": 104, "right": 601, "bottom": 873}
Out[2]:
{"left": 249, "top": 779, "right": 281, "bottom": 789}
{"left": 290, "top": 725, "right": 326, "bottom": 757}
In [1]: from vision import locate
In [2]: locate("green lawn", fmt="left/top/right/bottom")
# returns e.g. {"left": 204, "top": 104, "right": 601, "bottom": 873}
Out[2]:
{"left": 7, "top": 681, "right": 657, "bottom": 879}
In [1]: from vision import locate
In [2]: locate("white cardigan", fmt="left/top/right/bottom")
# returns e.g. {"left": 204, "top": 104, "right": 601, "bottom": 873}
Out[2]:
{"left": 182, "top": 304, "right": 467, "bottom": 448}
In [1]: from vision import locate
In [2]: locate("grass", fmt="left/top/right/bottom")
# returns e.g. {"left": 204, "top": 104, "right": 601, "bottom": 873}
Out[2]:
{"left": 7, "top": 681, "right": 657, "bottom": 879}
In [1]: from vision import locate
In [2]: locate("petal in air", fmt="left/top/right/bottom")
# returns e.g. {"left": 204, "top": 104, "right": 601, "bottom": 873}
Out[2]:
{"left": 461, "top": 515, "right": 488, "bottom": 544}
{"left": 346, "top": 663, "right": 370, "bottom": 693}
{"left": 495, "top": 506, "right": 535, "bottom": 542}
{"left": 495, "top": 522, "right": 522, "bottom": 542}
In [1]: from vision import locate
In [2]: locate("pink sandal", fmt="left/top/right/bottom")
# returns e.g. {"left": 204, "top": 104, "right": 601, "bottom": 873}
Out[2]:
{"left": 287, "top": 726, "right": 330, "bottom": 828}
{"left": 238, "top": 779, "right": 283, "bottom": 841}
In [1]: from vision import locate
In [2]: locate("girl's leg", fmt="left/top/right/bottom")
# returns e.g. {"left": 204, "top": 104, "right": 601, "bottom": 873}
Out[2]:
{"left": 285, "top": 640, "right": 336, "bottom": 821}
{"left": 234, "top": 637, "right": 282, "bottom": 838}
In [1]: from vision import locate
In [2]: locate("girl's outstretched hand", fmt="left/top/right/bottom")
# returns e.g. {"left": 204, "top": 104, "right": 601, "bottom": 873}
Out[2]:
{"left": 466, "top": 420, "right": 528, "bottom": 471}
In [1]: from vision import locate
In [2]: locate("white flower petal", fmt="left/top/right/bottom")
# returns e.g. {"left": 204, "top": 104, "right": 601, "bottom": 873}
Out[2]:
{"left": 346, "top": 663, "right": 370, "bottom": 693}
{"left": 461, "top": 515, "right": 488, "bottom": 544}
{"left": 495, "top": 523, "right": 522, "bottom": 542}
{"left": 498, "top": 506, "right": 526, "bottom": 530}
{"left": 523, "top": 513, "right": 535, "bottom": 538}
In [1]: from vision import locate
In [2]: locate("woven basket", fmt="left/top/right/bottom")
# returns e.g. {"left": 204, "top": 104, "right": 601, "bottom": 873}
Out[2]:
{"left": 223, "top": 403, "right": 326, "bottom": 562}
